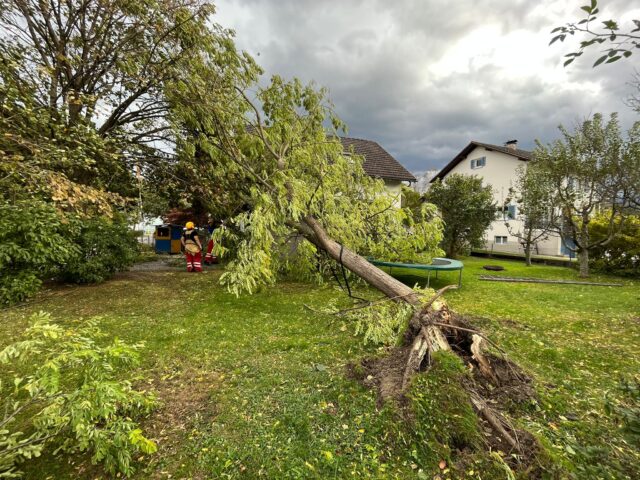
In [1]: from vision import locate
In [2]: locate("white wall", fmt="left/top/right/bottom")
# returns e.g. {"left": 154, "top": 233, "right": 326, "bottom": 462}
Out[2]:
{"left": 383, "top": 179, "right": 403, "bottom": 208}
{"left": 444, "top": 146, "right": 563, "bottom": 256}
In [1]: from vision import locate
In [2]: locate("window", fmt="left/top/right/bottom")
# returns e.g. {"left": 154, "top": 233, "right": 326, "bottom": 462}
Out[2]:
{"left": 497, "top": 204, "right": 517, "bottom": 220}
{"left": 494, "top": 236, "right": 508, "bottom": 245}
{"left": 470, "top": 156, "right": 486, "bottom": 169}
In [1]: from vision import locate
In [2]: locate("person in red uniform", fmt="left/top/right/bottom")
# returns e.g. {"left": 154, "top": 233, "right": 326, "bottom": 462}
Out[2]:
{"left": 204, "top": 219, "right": 220, "bottom": 265}
{"left": 181, "top": 221, "right": 203, "bottom": 272}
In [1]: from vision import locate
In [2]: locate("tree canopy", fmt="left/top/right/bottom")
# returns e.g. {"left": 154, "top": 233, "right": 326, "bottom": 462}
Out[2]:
{"left": 533, "top": 113, "right": 639, "bottom": 277}
{"left": 169, "top": 73, "right": 444, "bottom": 295}
{"left": 424, "top": 174, "right": 495, "bottom": 258}
{"left": 505, "top": 164, "right": 558, "bottom": 265}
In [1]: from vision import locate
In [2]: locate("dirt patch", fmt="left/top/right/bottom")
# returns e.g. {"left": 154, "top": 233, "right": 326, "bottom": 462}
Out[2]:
{"left": 351, "top": 305, "right": 543, "bottom": 476}
{"left": 139, "top": 368, "right": 224, "bottom": 478}
{"left": 128, "top": 258, "right": 183, "bottom": 272}
{"left": 145, "top": 369, "right": 222, "bottom": 443}
{"left": 357, "top": 346, "right": 413, "bottom": 407}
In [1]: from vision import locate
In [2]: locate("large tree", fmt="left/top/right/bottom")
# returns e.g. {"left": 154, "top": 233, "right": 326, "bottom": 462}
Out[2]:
{"left": 0, "top": 0, "right": 251, "bottom": 200}
{"left": 533, "top": 113, "right": 639, "bottom": 277}
{"left": 424, "top": 174, "right": 496, "bottom": 258}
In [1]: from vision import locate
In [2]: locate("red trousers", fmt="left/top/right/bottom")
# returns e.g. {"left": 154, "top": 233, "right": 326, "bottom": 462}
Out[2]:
{"left": 204, "top": 239, "right": 218, "bottom": 264}
{"left": 186, "top": 251, "right": 202, "bottom": 272}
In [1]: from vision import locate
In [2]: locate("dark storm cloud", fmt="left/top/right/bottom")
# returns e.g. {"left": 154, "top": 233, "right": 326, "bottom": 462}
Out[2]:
{"left": 216, "top": 0, "right": 640, "bottom": 172}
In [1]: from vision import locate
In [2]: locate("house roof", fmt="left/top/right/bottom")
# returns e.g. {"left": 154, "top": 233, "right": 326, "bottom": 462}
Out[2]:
{"left": 340, "top": 137, "right": 416, "bottom": 182}
{"left": 430, "top": 141, "right": 532, "bottom": 182}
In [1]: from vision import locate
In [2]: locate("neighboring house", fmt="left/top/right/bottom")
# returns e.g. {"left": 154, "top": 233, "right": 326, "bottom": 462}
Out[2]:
{"left": 431, "top": 140, "right": 566, "bottom": 257}
{"left": 340, "top": 137, "right": 416, "bottom": 206}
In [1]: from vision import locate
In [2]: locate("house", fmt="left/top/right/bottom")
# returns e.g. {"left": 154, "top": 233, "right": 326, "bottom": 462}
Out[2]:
{"left": 430, "top": 140, "right": 566, "bottom": 257}
{"left": 340, "top": 137, "right": 416, "bottom": 206}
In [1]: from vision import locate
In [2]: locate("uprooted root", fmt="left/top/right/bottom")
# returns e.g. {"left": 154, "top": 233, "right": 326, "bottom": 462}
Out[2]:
{"left": 353, "top": 295, "right": 542, "bottom": 473}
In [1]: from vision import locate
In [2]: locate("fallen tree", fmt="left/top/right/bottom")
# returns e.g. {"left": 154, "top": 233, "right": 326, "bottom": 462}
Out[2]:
{"left": 168, "top": 60, "right": 542, "bottom": 472}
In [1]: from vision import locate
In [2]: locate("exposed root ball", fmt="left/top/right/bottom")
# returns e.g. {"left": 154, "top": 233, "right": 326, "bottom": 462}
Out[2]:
{"left": 353, "top": 303, "right": 543, "bottom": 475}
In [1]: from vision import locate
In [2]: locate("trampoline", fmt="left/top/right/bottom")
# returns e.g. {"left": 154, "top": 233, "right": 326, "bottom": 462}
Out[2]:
{"left": 368, "top": 257, "right": 464, "bottom": 287}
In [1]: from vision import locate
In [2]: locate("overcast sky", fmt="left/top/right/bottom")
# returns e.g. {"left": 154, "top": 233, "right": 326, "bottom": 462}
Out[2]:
{"left": 215, "top": 0, "right": 640, "bottom": 173}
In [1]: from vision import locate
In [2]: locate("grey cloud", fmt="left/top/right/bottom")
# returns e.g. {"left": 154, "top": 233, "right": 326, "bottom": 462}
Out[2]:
{"left": 217, "top": 0, "right": 639, "bottom": 171}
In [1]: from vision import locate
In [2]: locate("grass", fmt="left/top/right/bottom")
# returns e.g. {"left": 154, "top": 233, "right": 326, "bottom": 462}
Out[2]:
{"left": 1, "top": 258, "right": 639, "bottom": 479}
{"left": 382, "top": 256, "right": 640, "bottom": 479}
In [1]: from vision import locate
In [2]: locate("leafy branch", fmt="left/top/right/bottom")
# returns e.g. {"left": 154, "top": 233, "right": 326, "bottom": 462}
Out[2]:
{"left": 550, "top": 0, "right": 640, "bottom": 67}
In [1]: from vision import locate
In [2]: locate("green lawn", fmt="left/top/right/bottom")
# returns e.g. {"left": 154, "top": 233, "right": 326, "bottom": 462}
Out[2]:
{"left": 1, "top": 258, "right": 638, "bottom": 479}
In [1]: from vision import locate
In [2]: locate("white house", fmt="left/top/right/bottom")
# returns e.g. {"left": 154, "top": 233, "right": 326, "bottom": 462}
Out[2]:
{"left": 430, "top": 140, "right": 567, "bottom": 257}
{"left": 340, "top": 137, "right": 416, "bottom": 206}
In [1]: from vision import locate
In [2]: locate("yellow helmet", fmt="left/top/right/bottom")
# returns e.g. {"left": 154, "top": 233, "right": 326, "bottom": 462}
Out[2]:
{"left": 186, "top": 221, "right": 195, "bottom": 229}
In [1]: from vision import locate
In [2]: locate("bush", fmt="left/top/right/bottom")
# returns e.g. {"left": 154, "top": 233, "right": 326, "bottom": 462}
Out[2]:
{"left": 0, "top": 200, "right": 78, "bottom": 305}
{"left": 589, "top": 212, "right": 640, "bottom": 277}
{"left": 60, "top": 215, "right": 139, "bottom": 283}
{"left": 0, "top": 312, "right": 157, "bottom": 478}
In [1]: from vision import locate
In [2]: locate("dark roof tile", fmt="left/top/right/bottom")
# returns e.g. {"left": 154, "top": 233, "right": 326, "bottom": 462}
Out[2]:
{"left": 340, "top": 137, "right": 416, "bottom": 182}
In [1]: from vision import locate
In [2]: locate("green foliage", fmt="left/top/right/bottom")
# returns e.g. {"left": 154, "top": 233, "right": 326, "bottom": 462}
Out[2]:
{"left": 533, "top": 113, "right": 639, "bottom": 277}
{"left": 0, "top": 200, "right": 79, "bottom": 305}
{"left": 171, "top": 72, "right": 443, "bottom": 296}
{"left": 349, "top": 286, "right": 438, "bottom": 346}
{"left": 60, "top": 215, "right": 139, "bottom": 284}
{"left": 506, "top": 164, "right": 558, "bottom": 265}
{"left": 0, "top": 56, "right": 127, "bottom": 213}
{"left": 424, "top": 174, "right": 496, "bottom": 258}
{"left": 551, "top": 0, "right": 640, "bottom": 67}
{"left": 605, "top": 376, "right": 640, "bottom": 447}
{"left": 351, "top": 297, "right": 415, "bottom": 345}
{"left": 0, "top": 312, "right": 156, "bottom": 478}
{"left": 590, "top": 212, "right": 640, "bottom": 277}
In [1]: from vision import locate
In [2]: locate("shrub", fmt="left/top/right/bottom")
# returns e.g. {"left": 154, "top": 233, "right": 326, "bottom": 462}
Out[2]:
{"left": 0, "top": 312, "right": 157, "bottom": 478}
{"left": 0, "top": 200, "right": 78, "bottom": 305}
{"left": 589, "top": 212, "right": 640, "bottom": 277}
{"left": 60, "top": 215, "right": 139, "bottom": 284}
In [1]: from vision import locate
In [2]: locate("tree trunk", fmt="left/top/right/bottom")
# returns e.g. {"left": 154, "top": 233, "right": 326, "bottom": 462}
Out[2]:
{"left": 300, "top": 216, "right": 421, "bottom": 304}
{"left": 524, "top": 229, "right": 533, "bottom": 266}
{"left": 299, "top": 216, "right": 529, "bottom": 458}
{"left": 578, "top": 248, "right": 589, "bottom": 278}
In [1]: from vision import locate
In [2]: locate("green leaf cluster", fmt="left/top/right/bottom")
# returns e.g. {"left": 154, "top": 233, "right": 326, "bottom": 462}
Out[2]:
{"left": 59, "top": 215, "right": 139, "bottom": 284}
{"left": 0, "top": 312, "right": 156, "bottom": 478}
{"left": 533, "top": 113, "right": 639, "bottom": 276}
{"left": 550, "top": 0, "right": 639, "bottom": 68}
{"left": 589, "top": 211, "right": 640, "bottom": 276}
{"left": 0, "top": 200, "right": 79, "bottom": 305}
{"left": 170, "top": 69, "right": 444, "bottom": 295}
{"left": 425, "top": 174, "right": 496, "bottom": 258}
{"left": 0, "top": 202, "right": 139, "bottom": 305}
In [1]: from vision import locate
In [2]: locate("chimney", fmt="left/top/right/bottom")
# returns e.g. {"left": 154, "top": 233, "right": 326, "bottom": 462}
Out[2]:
{"left": 505, "top": 139, "right": 518, "bottom": 150}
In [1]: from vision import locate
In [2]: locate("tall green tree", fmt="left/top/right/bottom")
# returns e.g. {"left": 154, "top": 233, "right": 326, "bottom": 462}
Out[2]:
{"left": 424, "top": 174, "right": 496, "bottom": 258}
{"left": 505, "top": 164, "right": 558, "bottom": 266}
{"left": 533, "top": 113, "right": 639, "bottom": 277}
{"left": 0, "top": 0, "right": 252, "bottom": 207}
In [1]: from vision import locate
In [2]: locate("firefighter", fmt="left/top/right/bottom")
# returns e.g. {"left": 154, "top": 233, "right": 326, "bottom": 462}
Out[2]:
{"left": 181, "top": 221, "right": 203, "bottom": 272}
{"left": 204, "top": 219, "right": 220, "bottom": 265}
